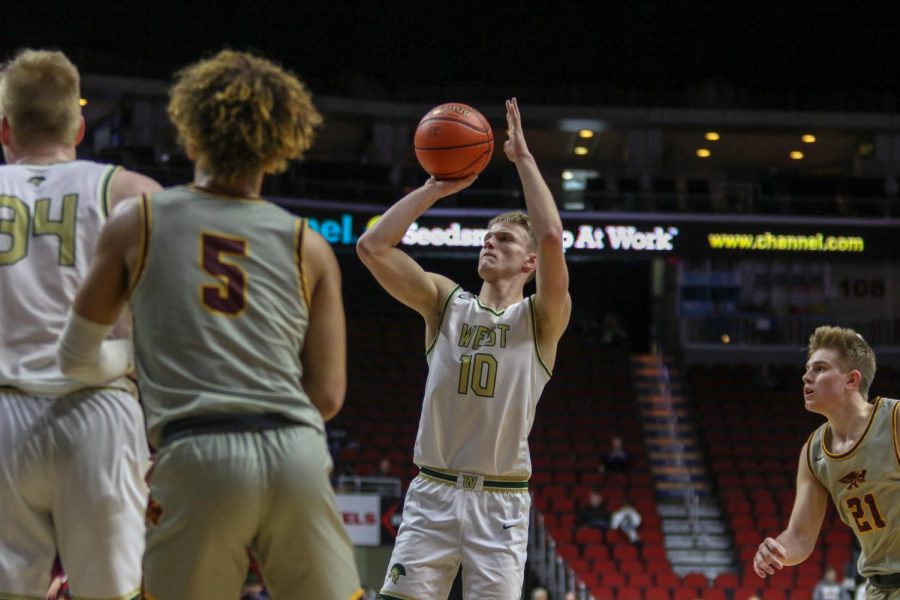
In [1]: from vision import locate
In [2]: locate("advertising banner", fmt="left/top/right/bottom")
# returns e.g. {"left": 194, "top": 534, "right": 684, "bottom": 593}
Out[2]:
{"left": 335, "top": 494, "right": 381, "bottom": 546}
{"left": 275, "top": 197, "right": 899, "bottom": 260}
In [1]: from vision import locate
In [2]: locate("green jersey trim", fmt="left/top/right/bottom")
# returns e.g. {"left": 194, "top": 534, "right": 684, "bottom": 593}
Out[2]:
{"left": 528, "top": 295, "right": 552, "bottom": 377}
{"left": 425, "top": 284, "right": 459, "bottom": 357}
{"left": 98, "top": 164, "right": 122, "bottom": 219}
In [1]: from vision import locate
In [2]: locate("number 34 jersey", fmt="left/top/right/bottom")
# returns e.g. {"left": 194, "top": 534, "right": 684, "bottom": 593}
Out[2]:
{"left": 0, "top": 161, "right": 120, "bottom": 397}
{"left": 414, "top": 288, "right": 552, "bottom": 479}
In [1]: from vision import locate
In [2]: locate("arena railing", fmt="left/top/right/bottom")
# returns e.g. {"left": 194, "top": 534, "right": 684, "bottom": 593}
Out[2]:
{"left": 679, "top": 316, "right": 899, "bottom": 349}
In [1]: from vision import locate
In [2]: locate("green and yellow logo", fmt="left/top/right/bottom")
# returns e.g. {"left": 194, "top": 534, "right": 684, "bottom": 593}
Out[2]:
{"left": 389, "top": 563, "right": 407, "bottom": 584}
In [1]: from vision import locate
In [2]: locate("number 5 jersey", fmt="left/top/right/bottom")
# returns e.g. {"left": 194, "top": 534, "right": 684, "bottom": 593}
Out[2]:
{"left": 128, "top": 186, "right": 324, "bottom": 449}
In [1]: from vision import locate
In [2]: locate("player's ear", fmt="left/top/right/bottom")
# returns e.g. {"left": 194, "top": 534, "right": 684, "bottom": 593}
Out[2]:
{"left": 846, "top": 369, "right": 861, "bottom": 390}
{"left": 0, "top": 116, "right": 11, "bottom": 146}
{"left": 523, "top": 252, "right": 537, "bottom": 274}
{"left": 73, "top": 116, "right": 85, "bottom": 146}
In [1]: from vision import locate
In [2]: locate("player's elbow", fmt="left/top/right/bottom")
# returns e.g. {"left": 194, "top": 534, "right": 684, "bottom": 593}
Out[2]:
{"left": 305, "top": 377, "right": 346, "bottom": 421}
{"left": 313, "top": 391, "right": 345, "bottom": 421}
{"left": 355, "top": 233, "right": 380, "bottom": 265}
{"left": 539, "top": 226, "right": 564, "bottom": 250}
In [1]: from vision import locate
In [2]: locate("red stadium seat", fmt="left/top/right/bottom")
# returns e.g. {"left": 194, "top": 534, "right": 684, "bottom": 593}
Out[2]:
{"left": 590, "top": 587, "right": 615, "bottom": 600}
{"left": 627, "top": 574, "right": 653, "bottom": 589}
{"left": 613, "top": 544, "right": 639, "bottom": 562}
{"left": 575, "top": 527, "right": 603, "bottom": 545}
{"left": 645, "top": 588, "right": 671, "bottom": 600}
{"left": 673, "top": 589, "right": 699, "bottom": 600}
{"left": 641, "top": 544, "right": 667, "bottom": 562}
{"left": 618, "top": 560, "right": 644, "bottom": 576}
{"left": 682, "top": 573, "right": 709, "bottom": 591}
{"left": 618, "top": 587, "right": 643, "bottom": 600}
{"left": 734, "top": 587, "right": 764, "bottom": 600}
{"left": 583, "top": 543, "right": 609, "bottom": 561}
{"left": 600, "top": 572, "right": 625, "bottom": 589}
{"left": 655, "top": 571, "right": 681, "bottom": 590}
{"left": 712, "top": 573, "right": 739, "bottom": 590}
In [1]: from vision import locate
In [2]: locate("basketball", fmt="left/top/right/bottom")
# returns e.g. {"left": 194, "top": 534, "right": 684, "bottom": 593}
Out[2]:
{"left": 414, "top": 103, "right": 494, "bottom": 179}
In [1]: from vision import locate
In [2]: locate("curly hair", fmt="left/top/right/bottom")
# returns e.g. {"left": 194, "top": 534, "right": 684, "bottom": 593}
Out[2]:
{"left": 808, "top": 325, "right": 876, "bottom": 399}
{"left": 167, "top": 50, "right": 322, "bottom": 180}
{"left": 0, "top": 49, "right": 81, "bottom": 144}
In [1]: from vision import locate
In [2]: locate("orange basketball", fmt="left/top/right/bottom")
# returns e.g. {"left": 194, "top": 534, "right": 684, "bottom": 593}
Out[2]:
{"left": 414, "top": 103, "right": 494, "bottom": 179}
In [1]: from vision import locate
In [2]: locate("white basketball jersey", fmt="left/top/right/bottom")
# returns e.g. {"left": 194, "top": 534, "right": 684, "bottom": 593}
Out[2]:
{"left": 0, "top": 161, "right": 121, "bottom": 397}
{"left": 413, "top": 287, "right": 551, "bottom": 478}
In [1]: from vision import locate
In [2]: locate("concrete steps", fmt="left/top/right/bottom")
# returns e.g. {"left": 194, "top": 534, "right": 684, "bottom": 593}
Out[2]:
{"left": 632, "top": 354, "right": 736, "bottom": 579}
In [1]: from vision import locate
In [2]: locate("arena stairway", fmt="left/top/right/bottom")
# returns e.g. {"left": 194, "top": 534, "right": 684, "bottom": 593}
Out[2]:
{"left": 631, "top": 354, "right": 736, "bottom": 581}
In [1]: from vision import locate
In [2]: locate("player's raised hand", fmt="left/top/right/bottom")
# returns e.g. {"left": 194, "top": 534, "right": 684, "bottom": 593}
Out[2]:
{"left": 753, "top": 537, "right": 787, "bottom": 577}
{"left": 503, "top": 97, "right": 531, "bottom": 163}
{"left": 423, "top": 173, "right": 477, "bottom": 198}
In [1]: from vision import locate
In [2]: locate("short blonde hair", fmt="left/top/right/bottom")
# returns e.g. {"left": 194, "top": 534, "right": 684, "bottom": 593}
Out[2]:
{"left": 167, "top": 50, "right": 322, "bottom": 181}
{"left": 808, "top": 325, "right": 876, "bottom": 399}
{"left": 0, "top": 49, "right": 81, "bottom": 144}
{"left": 488, "top": 210, "right": 536, "bottom": 251}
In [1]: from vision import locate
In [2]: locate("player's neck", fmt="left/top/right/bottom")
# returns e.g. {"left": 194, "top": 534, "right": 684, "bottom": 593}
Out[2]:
{"left": 7, "top": 143, "right": 75, "bottom": 165}
{"left": 193, "top": 170, "right": 263, "bottom": 200}
{"left": 827, "top": 395, "right": 874, "bottom": 444}
{"left": 477, "top": 280, "right": 524, "bottom": 311}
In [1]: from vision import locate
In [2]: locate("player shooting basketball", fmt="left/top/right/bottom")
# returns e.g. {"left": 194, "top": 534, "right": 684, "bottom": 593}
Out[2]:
{"left": 357, "top": 97, "right": 571, "bottom": 599}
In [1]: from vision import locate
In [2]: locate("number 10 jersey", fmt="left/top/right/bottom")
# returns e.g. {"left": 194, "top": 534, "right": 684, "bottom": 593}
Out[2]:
{"left": 414, "top": 288, "right": 552, "bottom": 479}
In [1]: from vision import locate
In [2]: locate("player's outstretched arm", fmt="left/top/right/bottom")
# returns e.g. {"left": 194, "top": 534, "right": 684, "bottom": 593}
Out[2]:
{"left": 357, "top": 176, "right": 473, "bottom": 326}
{"left": 300, "top": 228, "right": 347, "bottom": 421}
{"left": 503, "top": 98, "right": 571, "bottom": 354}
{"left": 753, "top": 440, "right": 828, "bottom": 577}
{"left": 58, "top": 197, "right": 142, "bottom": 383}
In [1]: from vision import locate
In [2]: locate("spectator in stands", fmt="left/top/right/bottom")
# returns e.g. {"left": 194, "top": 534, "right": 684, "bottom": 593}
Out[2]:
{"left": 564, "top": 591, "right": 577, "bottom": 600}
{"left": 753, "top": 326, "right": 900, "bottom": 596}
{"left": 376, "top": 456, "right": 392, "bottom": 477}
{"left": 578, "top": 490, "right": 611, "bottom": 530}
{"left": 812, "top": 567, "right": 849, "bottom": 600}
{"left": 531, "top": 587, "right": 549, "bottom": 600}
{"left": 602, "top": 436, "right": 630, "bottom": 473}
{"left": 610, "top": 498, "right": 642, "bottom": 544}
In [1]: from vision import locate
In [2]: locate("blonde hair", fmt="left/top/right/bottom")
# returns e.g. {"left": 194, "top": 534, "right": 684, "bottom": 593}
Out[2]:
{"left": 0, "top": 49, "right": 81, "bottom": 144}
{"left": 488, "top": 210, "right": 536, "bottom": 251}
{"left": 167, "top": 50, "right": 322, "bottom": 180}
{"left": 808, "top": 325, "right": 876, "bottom": 399}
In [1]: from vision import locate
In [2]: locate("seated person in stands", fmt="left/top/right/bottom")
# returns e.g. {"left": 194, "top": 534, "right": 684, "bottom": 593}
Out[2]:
{"left": 813, "top": 567, "right": 850, "bottom": 600}
{"left": 578, "top": 490, "right": 610, "bottom": 530}
{"left": 610, "top": 498, "right": 642, "bottom": 544}
{"left": 602, "top": 435, "right": 630, "bottom": 472}
{"left": 377, "top": 456, "right": 393, "bottom": 477}
{"left": 530, "top": 587, "right": 549, "bottom": 600}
